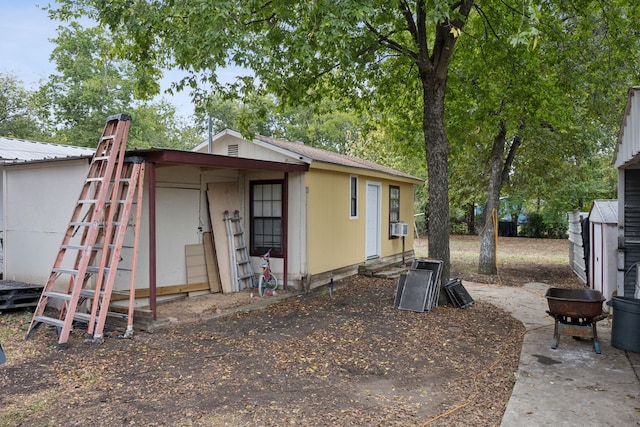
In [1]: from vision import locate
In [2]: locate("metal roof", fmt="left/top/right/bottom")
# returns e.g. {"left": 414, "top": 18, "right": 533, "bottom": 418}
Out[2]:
{"left": 0, "top": 136, "right": 95, "bottom": 163}
{"left": 613, "top": 86, "right": 640, "bottom": 169}
{"left": 589, "top": 200, "right": 618, "bottom": 224}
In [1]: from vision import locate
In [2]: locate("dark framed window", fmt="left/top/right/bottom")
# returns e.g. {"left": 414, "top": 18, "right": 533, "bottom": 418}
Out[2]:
{"left": 250, "top": 180, "right": 283, "bottom": 256}
{"left": 350, "top": 175, "right": 358, "bottom": 218}
{"left": 389, "top": 186, "right": 400, "bottom": 239}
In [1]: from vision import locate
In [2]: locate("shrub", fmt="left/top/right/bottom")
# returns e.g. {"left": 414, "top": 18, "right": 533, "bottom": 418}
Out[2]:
{"left": 520, "top": 212, "right": 567, "bottom": 238}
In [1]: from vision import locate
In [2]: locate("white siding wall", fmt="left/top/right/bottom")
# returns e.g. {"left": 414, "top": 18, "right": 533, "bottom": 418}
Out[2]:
{"left": 4, "top": 160, "right": 89, "bottom": 284}
{"left": 568, "top": 210, "right": 587, "bottom": 284}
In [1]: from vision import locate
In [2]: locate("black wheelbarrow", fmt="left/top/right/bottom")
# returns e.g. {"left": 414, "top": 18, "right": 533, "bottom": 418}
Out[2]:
{"left": 545, "top": 288, "right": 608, "bottom": 354}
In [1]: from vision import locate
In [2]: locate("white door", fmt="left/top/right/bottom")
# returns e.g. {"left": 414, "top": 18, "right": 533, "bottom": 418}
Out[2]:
{"left": 591, "top": 223, "right": 604, "bottom": 293}
{"left": 156, "top": 187, "right": 201, "bottom": 286}
{"left": 365, "top": 182, "right": 381, "bottom": 259}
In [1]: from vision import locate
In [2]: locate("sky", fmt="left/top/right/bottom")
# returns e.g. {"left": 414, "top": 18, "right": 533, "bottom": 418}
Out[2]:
{"left": 0, "top": 1, "right": 227, "bottom": 120}
{"left": 0, "top": 2, "right": 58, "bottom": 86}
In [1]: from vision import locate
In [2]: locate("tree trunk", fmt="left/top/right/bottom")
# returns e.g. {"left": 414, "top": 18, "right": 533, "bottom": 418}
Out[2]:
{"left": 422, "top": 78, "right": 450, "bottom": 296}
{"left": 478, "top": 120, "right": 523, "bottom": 275}
{"left": 406, "top": 0, "right": 473, "bottom": 301}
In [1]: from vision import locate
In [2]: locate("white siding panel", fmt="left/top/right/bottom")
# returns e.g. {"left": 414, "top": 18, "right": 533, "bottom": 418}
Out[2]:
{"left": 632, "top": 94, "right": 640, "bottom": 160}
{"left": 568, "top": 210, "right": 587, "bottom": 284}
{"left": 616, "top": 89, "right": 640, "bottom": 168}
{"left": 4, "top": 160, "right": 89, "bottom": 284}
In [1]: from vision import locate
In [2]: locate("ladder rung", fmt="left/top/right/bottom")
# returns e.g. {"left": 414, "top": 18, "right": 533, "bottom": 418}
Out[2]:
{"left": 79, "top": 289, "right": 103, "bottom": 298}
{"left": 106, "top": 311, "right": 128, "bottom": 320}
{"left": 34, "top": 316, "right": 65, "bottom": 329}
{"left": 80, "top": 287, "right": 134, "bottom": 297}
{"left": 60, "top": 244, "right": 87, "bottom": 251}
{"left": 74, "top": 311, "right": 128, "bottom": 323}
{"left": 238, "top": 260, "right": 250, "bottom": 265}
{"left": 69, "top": 221, "right": 93, "bottom": 227}
{"left": 101, "top": 134, "right": 116, "bottom": 141}
{"left": 51, "top": 266, "right": 110, "bottom": 275}
{"left": 73, "top": 312, "right": 91, "bottom": 323}
{"left": 44, "top": 291, "right": 73, "bottom": 301}
{"left": 235, "top": 245, "right": 247, "bottom": 250}
{"left": 86, "top": 266, "right": 110, "bottom": 273}
{"left": 77, "top": 199, "right": 98, "bottom": 204}
{"left": 93, "top": 156, "right": 111, "bottom": 161}
{"left": 94, "top": 243, "right": 134, "bottom": 250}
{"left": 52, "top": 267, "right": 78, "bottom": 275}
{"left": 238, "top": 274, "right": 254, "bottom": 280}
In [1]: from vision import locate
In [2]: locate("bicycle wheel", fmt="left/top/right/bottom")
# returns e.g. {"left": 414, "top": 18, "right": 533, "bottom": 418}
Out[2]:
{"left": 265, "top": 272, "right": 278, "bottom": 290}
{"left": 259, "top": 273, "right": 278, "bottom": 296}
{"left": 258, "top": 275, "right": 267, "bottom": 297}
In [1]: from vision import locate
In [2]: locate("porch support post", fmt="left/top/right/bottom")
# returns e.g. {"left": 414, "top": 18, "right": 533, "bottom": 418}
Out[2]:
{"left": 148, "top": 162, "right": 157, "bottom": 319}
{"left": 283, "top": 172, "right": 289, "bottom": 290}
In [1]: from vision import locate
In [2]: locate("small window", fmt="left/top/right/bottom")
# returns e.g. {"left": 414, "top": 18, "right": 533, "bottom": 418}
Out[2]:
{"left": 250, "top": 180, "right": 283, "bottom": 256}
{"left": 389, "top": 186, "right": 400, "bottom": 238}
{"left": 350, "top": 175, "right": 358, "bottom": 218}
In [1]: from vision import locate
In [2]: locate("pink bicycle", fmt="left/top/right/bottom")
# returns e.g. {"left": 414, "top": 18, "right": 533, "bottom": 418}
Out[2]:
{"left": 258, "top": 249, "right": 278, "bottom": 296}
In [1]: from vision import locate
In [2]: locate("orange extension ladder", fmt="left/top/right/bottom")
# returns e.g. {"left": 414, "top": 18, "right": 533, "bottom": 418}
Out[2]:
{"left": 25, "top": 114, "right": 145, "bottom": 348}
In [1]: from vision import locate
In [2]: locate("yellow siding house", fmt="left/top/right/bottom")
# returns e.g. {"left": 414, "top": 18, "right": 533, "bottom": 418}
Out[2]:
{"left": 193, "top": 130, "right": 423, "bottom": 290}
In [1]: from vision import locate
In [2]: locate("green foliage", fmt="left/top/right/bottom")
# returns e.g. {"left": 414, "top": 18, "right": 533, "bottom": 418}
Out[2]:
{"left": 43, "top": 1, "right": 638, "bottom": 250}
{"left": 446, "top": 1, "right": 638, "bottom": 240}
{"left": 0, "top": 73, "right": 46, "bottom": 139}
{"left": 519, "top": 212, "right": 567, "bottom": 239}
{"left": 32, "top": 22, "right": 200, "bottom": 148}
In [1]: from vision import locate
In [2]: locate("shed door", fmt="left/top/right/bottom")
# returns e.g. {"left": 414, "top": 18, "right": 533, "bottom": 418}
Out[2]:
{"left": 156, "top": 187, "right": 201, "bottom": 286}
{"left": 590, "top": 223, "right": 604, "bottom": 293}
{"left": 365, "top": 182, "right": 381, "bottom": 259}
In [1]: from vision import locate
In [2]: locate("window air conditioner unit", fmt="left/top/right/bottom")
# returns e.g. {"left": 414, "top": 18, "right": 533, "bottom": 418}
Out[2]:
{"left": 391, "top": 222, "right": 409, "bottom": 237}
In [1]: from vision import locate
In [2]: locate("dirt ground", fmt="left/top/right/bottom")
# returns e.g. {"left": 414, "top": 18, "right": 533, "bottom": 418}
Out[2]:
{"left": 0, "top": 236, "right": 584, "bottom": 426}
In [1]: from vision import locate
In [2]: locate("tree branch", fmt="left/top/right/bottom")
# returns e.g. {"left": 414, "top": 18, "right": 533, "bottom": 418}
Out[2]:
{"left": 500, "top": 121, "right": 525, "bottom": 188}
{"left": 399, "top": 0, "right": 420, "bottom": 48}
{"left": 414, "top": 0, "right": 431, "bottom": 70}
{"left": 432, "top": 0, "right": 474, "bottom": 79}
{"left": 364, "top": 22, "right": 417, "bottom": 60}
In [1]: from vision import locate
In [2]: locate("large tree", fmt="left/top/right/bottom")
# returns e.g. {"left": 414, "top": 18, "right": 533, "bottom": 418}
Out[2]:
{"left": 446, "top": 1, "right": 640, "bottom": 273}
{"left": 52, "top": 0, "right": 487, "bottom": 287}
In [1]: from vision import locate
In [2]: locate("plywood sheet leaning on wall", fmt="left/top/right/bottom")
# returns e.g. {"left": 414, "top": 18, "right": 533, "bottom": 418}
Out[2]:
{"left": 203, "top": 232, "right": 222, "bottom": 293}
{"left": 206, "top": 182, "right": 241, "bottom": 293}
{"left": 185, "top": 243, "right": 209, "bottom": 297}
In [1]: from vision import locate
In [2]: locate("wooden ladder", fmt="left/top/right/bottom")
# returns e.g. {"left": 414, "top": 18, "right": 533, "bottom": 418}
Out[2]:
{"left": 224, "top": 210, "right": 255, "bottom": 292}
{"left": 25, "top": 114, "right": 144, "bottom": 348}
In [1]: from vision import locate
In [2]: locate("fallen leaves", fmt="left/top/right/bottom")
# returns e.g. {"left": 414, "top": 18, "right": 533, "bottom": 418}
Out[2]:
{"left": 1, "top": 275, "right": 526, "bottom": 426}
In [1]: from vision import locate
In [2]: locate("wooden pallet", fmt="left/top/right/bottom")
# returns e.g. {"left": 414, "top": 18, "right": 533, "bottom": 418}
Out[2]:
{"left": 0, "top": 281, "right": 43, "bottom": 310}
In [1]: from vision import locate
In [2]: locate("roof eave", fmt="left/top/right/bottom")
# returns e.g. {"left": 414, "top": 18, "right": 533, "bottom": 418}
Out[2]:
{"left": 253, "top": 138, "right": 313, "bottom": 164}
{"left": 130, "top": 148, "right": 309, "bottom": 172}
{"left": 310, "top": 160, "right": 423, "bottom": 184}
